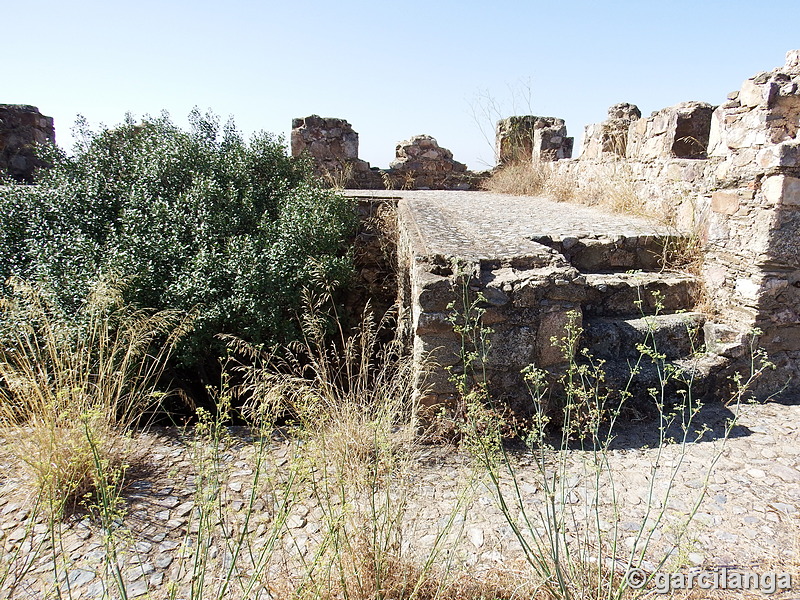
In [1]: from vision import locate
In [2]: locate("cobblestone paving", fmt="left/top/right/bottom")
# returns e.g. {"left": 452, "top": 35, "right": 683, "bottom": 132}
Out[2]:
{"left": 347, "top": 190, "right": 679, "bottom": 260}
{"left": 1, "top": 401, "right": 798, "bottom": 598}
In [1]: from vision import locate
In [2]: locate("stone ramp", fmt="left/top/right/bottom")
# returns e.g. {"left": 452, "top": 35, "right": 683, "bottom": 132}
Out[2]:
{"left": 347, "top": 190, "right": 680, "bottom": 265}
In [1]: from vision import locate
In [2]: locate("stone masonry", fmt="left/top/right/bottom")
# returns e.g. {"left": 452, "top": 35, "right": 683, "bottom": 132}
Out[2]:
{"left": 580, "top": 103, "right": 641, "bottom": 159}
{"left": 291, "top": 117, "right": 482, "bottom": 190}
{"left": 351, "top": 188, "right": 704, "bottom": 416}
{"left": 0, "top": 105, "right": 55, "bottom": 182}
{"left": 386, "top": 135, "right": 473, "bottom": 190}
{"left": 495, "top": 116, "right": 574, "bottom": 164}
{"left": 290, "top": 115, "right": 383, "bottom": 189}
{"left": 520, "top": 49, "right": 800, "bottom": 401}
{"left": 349, "top": 50, "right": 800, "bottom": 416}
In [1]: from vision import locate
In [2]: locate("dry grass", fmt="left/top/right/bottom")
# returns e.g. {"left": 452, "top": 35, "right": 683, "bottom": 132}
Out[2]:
{"left": 320, "top": 160, "right": 355, "bottom": 189}
{"left": 482, "top": 159, "right": 643, "bottom": 217}
{"left": 0, "top": 277, "right": 192, "bottom": 513}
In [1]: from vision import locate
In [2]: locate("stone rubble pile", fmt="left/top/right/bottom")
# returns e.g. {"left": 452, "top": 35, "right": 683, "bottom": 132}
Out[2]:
{"left": 387, "top": 134, "right": 471, "bottom": 190}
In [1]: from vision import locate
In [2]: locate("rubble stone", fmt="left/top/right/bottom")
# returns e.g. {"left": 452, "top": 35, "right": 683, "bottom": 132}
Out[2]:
{"left": 0, "top": 104, "right": 55, "bottom": 182}
{"left": 290, "top": 115, "right": 382, "bottom": 189}
{"left": 495, "top": 116, "right": 573, "bottom": 164}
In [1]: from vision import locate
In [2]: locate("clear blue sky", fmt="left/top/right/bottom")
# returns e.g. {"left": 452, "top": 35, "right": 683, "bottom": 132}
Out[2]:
{"left": 5, "top": 0, "right": 799, "bottom": 170}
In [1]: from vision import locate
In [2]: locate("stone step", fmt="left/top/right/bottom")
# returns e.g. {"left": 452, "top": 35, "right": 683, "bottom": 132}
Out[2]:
{"left": 581, "top": 312, "right": 705, "bottom": 362}
{"left": 582, "top": 271, "right": 699, "bottom": 317}
{"left": 530, "top": 233, "right": 689, "bottom": 273}
{"left": 586, "top": 353, "right": 728, "bottom": 409}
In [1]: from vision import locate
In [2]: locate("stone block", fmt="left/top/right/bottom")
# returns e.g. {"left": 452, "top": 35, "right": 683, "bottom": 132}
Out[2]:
{"left": 415, "top": 312, "right": 453, "bottom": 335}
{"left": 740, "top": 79, "right": 768, "bottom": 108}
{"left": 711, "top": 190, "right": 741, "bottom": 215}
{"left": 703, "top": 321, "right": 747, "bottom": 358}
{"left": 757, "top": 140, "right": 800, "bottom": 168}
{"left": 762, "top": 175, "right": 800, "bottom": 206}
{"left": 415, "top": 271, "right": 453, "bottom": 312}
{"left": 536, "top": 310, "right": 578, "bottom": 367}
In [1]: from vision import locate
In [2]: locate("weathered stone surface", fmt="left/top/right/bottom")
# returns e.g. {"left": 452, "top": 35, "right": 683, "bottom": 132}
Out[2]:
{"left": 581, "top": 103, "right": 641, "bottom": 159}
{"left": 627, "top": 101, "right": 714, "bottom": 160}
{"left": 386, "top": 135, "right": 473, "bottom": 190}
{"left": 0, "top": 104, "right": 55, "bottom": 182}
{"left": 583, "top": 313, "right": 705, "bottom": 362}
{"left": 290, "top": 115, "right": 382, "bottom": 188}
{"left": 382, "top": 189, "right": 697, "bottom": 412}
{"left": 496, "top": 116, "right": 573, "bottom": 164}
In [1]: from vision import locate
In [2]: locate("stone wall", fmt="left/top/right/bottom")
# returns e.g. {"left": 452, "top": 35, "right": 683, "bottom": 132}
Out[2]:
{"left": 537, "top": 50, "right": 800, "bottom": 398}
{"left": 701, "top": 50, "right": 800, "bottom": 395}
{"left": 0, "top": 105, "right": 55, "bottom": 182}
{"left": 290, "top": 115, "right": 383, "bottom": 189}
{"left": 495, "top": 116, "right": 573, "bottom": 164}
{"left": 290, "top": 116, "right": 483, "bottom": 190}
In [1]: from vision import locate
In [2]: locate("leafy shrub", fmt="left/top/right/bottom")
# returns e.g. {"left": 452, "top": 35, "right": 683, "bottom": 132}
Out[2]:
{"left": 0, "top": 110, "right": 356, "bottom": 372}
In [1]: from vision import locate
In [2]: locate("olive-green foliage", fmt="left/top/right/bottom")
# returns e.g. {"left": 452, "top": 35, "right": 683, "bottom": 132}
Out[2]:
{"left": 0, "top": 110, "right": 356, "bottom": 368}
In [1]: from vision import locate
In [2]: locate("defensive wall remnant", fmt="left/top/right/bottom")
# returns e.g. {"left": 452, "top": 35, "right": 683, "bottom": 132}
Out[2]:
{"left": 290, "top": 115, "right": 491, "bottom": 190}
{"left": 6, "top": 51, "right": 800, "bottom": 413}
{"left": 0, "top": 105, "right": 55, "bottom": 183}
{"left": 495, "top": 115, "right": 574, "bottom": 164}
{"left": 396, "top": 50, "right": 800, "bottom": 411}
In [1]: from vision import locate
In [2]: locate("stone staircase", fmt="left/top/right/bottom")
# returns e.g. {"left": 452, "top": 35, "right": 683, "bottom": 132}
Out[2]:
{"left": 574, "top": 242, "right": 720, "bottom": 409}
{"left": 350, "top": 189, "right": 736, "bottom": 418}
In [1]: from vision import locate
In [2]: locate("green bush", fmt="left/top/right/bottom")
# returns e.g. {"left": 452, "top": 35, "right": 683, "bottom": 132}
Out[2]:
{"left": 0, "top": 110, "right": 356, "bottom": 372}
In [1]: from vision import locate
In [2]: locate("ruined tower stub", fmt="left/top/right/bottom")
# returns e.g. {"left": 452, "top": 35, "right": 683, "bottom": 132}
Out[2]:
{"left": 290, "top": 115, "right": 381, "bottom": 188}
{"left": 291, "top": 115, "right": 359, "bottom": 167}
{"left": 495, "top": 116, "right": 573, "bottom": 164}
{"left": 388, "top": 135, "right": 470, "bottom": 190}
{"left": 581, "top": 103, "right": 641, "bottom": 159}
{"left": 0, "top": 105, "right": 55, "bottom": 182}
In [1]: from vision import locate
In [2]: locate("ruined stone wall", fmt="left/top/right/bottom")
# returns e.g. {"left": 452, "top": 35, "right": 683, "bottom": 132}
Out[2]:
{"left": 541, "top": 50, "right": 800, "bottom": 398}
{"left": 385, "top": 135, "right": 477, "bottom": 190}
{"left": 496, "top": 116, "right": 574, "bottom": 164}
{"left": 0, "top": 105, "right": 55, "bottom": 182}
{"left": 290, "top": 115, "right": 383, "bottom": 189}
{"left": 701, "top": 50, "right": 800, "bottom": 394}
{"left": 290, "top": 116, "right": 483, "bottom": 190}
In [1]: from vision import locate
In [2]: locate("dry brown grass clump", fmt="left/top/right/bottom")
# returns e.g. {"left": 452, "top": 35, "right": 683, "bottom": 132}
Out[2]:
{"left": 0, "top": 278, "right": 192, "bottom": 513}
{"left": 482, "top": 159, "right": 642, "bottom": 217}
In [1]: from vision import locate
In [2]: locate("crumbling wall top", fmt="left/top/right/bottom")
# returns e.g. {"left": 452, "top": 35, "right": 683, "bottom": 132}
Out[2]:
{"left": 0, "top": 104, "right": 55, "bottom": 182}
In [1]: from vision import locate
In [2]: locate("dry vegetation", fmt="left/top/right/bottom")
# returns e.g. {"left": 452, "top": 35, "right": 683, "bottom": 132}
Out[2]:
{"left": 482, "top": 159, "right": 643, "bottom": 217}
{"left": 0, "top": 278, "right": 192, "bottom": 514}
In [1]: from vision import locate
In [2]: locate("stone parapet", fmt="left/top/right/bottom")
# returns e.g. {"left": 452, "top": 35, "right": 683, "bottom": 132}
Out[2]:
{"left": 496, "top": 116, "right": 573, "bottom": 164}
{"left": 0, "top": 104, "right": 55, "bottom": 182}
{"left": 290, "top": 117, "right": 480, "bottom": 190}
{"left": 551, "top": 50, "right": 800, "bottom": 399}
